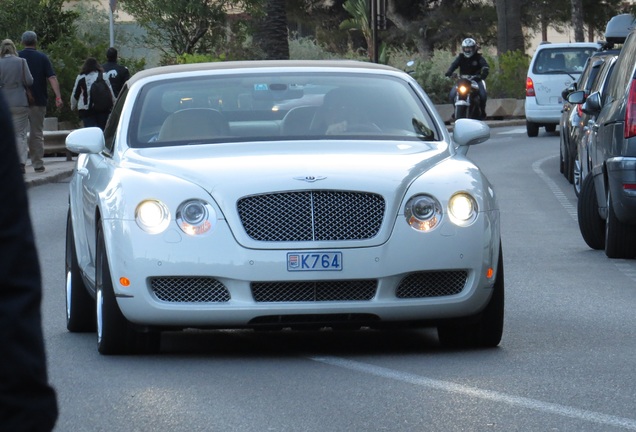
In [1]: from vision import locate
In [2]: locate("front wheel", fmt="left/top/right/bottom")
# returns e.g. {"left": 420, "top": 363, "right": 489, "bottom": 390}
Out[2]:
{"left": 526, "top": 121, "right": 539, "bottom": 137}
{"left": 66, "top": 210, "right": 96, "bottom": 332}
{"left": 96, "top": 225, "right": 160, "bottom": 355}
{"left": 454, "top": 105, "right": 468, "bottom": 120}
{"left": 577, "top": 175, "right": 605, "bottom": 250}
{"left": 573, "top": 158, "right": 582, "bottom": 197}
{"left": 437, "top": 242, "right": 504, "bottom": 348}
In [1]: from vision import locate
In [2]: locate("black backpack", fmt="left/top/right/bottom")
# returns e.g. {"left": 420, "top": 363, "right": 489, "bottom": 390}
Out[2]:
{"left": 89, "top": 72, "right": 113, "bottom": 113}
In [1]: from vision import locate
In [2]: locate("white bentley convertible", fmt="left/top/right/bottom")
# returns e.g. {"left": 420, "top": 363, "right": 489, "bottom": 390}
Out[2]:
{"left": 65, "top": 60, "right": 503, "bottom": 354}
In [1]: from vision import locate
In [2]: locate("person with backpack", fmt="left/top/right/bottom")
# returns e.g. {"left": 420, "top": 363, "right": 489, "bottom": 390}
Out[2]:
{"left": 70, "top": 57, "right": 115, "bottom": 130}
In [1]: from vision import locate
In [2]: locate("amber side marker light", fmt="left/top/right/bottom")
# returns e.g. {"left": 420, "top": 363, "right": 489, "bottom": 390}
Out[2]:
{"left": 486, "top": 268, "right": 494, "bottom": 279}
{"left": 119, "top": 277, "right": 131, "bottom": 287}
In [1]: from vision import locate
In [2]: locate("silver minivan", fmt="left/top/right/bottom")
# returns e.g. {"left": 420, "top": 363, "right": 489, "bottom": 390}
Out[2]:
{"left": 525, "top": 42, "right": 601, "bottom": 137}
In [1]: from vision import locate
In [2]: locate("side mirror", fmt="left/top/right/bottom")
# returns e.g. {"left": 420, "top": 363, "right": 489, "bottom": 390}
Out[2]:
{"left": 66, "top": 127, "right": 105, "bottom": 154}
{"left": 582, "top": 91, "right": 602, "bottom": 115}
{"left": 567, "top": 90, "right": 586, "bottom": 104}
{"left": 562, "top": 83, "right": 577, "bottom": 100}
{"left": 453, "top": 118, "right": 490, "bottom": 156}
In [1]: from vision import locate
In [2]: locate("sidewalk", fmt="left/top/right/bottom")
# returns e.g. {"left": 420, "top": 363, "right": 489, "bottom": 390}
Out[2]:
{"left": 23, "top": 119, "right": 527, "bottom": 188}
{"left": 24, "top": 157, "right": 76, "bottom": 188}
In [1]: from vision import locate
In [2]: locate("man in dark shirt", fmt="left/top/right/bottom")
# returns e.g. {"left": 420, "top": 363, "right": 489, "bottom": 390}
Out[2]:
{"left": 18, "top": 30, "right": 63, "bottom": 173}
{"left": 102, "top": 47, "right": 130, "bottom": 97}
{"left": 0, "top": 90, "right": 58, "bottom": 431}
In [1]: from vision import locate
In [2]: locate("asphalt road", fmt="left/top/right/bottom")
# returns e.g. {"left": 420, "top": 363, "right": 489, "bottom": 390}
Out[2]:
{"left": 28, "top": 125, "right": 636, "bottom": 432}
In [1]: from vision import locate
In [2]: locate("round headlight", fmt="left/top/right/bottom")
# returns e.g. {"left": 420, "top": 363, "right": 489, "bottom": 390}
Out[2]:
{"left": 135, "top": 200, "right": 170, "bottom": 234}
{"left": 449, "top": 193, "right": 477, "bottom": 225}
{"left": 176, "top": 199, "right": 216, "bottom": 236}
{"left": 405, "top": 194, "right": 442, "bottom": 231}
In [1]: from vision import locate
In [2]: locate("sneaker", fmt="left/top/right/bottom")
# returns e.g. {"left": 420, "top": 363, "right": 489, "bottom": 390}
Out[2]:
{"left": 34, "top": 166, "right": 45, "bottom": 173}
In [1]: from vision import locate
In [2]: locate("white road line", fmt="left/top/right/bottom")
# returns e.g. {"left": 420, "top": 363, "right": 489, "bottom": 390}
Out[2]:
{"left": 533, "top": 155, "right": 636, "bottom": 283}
{"left": 532, "top": 155, "right": 578, "bottom": 222}
{"left": 311, "top": 356, "right": 636, "bottom": 430}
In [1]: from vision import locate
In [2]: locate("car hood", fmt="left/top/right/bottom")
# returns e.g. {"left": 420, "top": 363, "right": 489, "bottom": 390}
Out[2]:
{"left": 127, "top": 140, "right": 450, "bottom": 200}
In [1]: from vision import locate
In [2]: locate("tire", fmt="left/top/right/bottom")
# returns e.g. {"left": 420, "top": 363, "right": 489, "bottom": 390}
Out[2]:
{"left": 566, "top": 145, "right": 576, "bottom": 184}
{"left": 545, "top": 124, "right": 557, "bottom": 133}
{"left": 526, "top": 121, "right": 539, "bottom": 137}
{"left": 577, "top": 175, "right": 605, "bottom": 250}
{"left": 66, "top": 210, "right": 96, "bottom": 332}
{"left": 573, "top": 157, "right": 582, "bottom": 198}
{"left": 437, "top": 242, "right": 504, "bottom": 349}
{"left": 455, "top": 105, "right": 468, "bottom": 120}
{"left": 96, "top": 225, "right": 160, "bottom": 355}
{"left": 559, "top": 136, "right": 565, "bottom": 174}
{"left": 605, "top": 191, "right": 636, "bottom": 259}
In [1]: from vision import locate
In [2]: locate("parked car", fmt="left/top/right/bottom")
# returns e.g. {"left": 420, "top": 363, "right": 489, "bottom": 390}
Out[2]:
{"left": 559, "top": 47, "right": 618, "bottom": 186}
{"left": 578, "top": 26, "right": 636, "bottom": 258}
{"left": 569, "top": 55, "right": 618, "bottom": 196}
{"left": 65, "top": 60, "right": 504, "bottom": 354}
{"left": 525, "top": 41, "right": 601, "bottom": 137}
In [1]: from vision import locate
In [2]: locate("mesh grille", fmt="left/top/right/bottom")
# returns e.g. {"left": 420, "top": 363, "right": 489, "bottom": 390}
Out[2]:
{"left": 252, "top": 280, "right": 377, "bottom": 302}
{"left": 150, "top": 277, "right": 231, "bottom": 303}
{"left": 395, "top": 271, "right": 468, "bottom": 298}
{"left": 237, "top": 191, "right": 385, "bottom": 242}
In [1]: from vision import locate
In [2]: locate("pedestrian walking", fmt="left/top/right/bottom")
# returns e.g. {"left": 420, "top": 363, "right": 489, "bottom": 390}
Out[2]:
{"left": 102, "top": 47, "right": 130, "bottom": 97}
{"left": 0, "top": 39, "right": 33, "bottom": 174}
{"left": 18, "top": 30, "right": 63, "bottom": 173}
{"left": 70, "top": 57, "right": 115, "bottom": 130}
{"left": 0, "top": 89, "right": 58, "bottom": 432}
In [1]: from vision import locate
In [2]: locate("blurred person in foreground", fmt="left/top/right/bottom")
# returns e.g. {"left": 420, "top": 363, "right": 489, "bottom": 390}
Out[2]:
{"left": 18, "top": 30, "right": 63, "bottom": 173}
{"left": 0, "top": 90, "right": 58, "bottom": 431}
{"left": 0, "top": 39, "right": 33, "bottom": 174}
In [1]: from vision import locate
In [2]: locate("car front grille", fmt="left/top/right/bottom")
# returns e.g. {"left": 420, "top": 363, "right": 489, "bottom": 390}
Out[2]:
{"left": 251, "top": 280, "right": 377, "bottom": 302}
{"left": 150, "top": 277, "right": 231, "bottom": 303}
{"left": 396, "top": 270, "right": 468, "bottom": 298}
{"left": 237, "top": 191, "right": 385, "bottom": 242}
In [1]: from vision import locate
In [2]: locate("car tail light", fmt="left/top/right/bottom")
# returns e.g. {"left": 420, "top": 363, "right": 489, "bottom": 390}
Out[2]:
{"left": 577, "top": 104, "right": 583, "bottom": 117}
{"left": 526, "top": 77, "right": 535, "bottom": 97}
{"left": 624, "top": 79, "right": 636, "bottom": 138}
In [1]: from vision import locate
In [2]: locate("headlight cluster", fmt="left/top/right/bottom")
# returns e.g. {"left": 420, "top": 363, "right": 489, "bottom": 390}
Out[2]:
{"left": 135, "top": 199, "right": 216, "bottom": 236}
{"left": 405, "top": 192, "right": 477, "bottom": 231}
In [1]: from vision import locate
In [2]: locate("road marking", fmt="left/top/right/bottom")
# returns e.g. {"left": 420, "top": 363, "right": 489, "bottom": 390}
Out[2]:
{"left": 497, "top": 127, "right": 526, "bottom": 134}
{"left": 532, "top": 155, "right": 578, "bottom": 221}
{"left": 533, "top": 155, "right": 636, "bottom": 282}
{"left": 311, "top": 356, "right": 636, "bottom": 430}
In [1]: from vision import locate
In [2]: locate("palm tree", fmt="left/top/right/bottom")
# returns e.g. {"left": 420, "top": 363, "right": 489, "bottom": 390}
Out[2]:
{"left": 340, "top": 0, "right": 373, "bottom": 61}
{"left": 259, "top": 0, "right": 290, "bottom": 60}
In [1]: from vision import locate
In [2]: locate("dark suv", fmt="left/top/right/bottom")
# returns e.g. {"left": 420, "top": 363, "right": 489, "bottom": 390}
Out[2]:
{"left": 578, "top": 22, "right": 636, "bottom": 258}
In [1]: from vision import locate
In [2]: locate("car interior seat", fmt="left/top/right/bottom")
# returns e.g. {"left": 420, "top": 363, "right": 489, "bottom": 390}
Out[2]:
{"left": 281, "top": 106, "right": 318, "bottom": 136}
{"left": 157, "top": 108, "right": 230, "bottom": 141}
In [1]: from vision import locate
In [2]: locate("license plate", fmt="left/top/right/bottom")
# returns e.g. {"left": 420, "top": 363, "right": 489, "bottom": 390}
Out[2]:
{"left": 287, "top": 252, "right": 342, "bottom": 271}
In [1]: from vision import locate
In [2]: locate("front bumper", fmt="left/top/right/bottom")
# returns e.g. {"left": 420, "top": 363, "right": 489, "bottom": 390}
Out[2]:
{"left": 103, "top": 209, "right": 500, "bottom": 329}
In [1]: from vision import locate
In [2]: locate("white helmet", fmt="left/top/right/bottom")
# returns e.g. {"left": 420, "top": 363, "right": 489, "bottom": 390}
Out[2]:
{"left": 461, "top": 38, "right": 477, "bottom": 58}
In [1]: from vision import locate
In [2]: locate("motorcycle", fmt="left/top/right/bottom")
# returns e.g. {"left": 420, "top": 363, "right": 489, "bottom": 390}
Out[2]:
{"left": 451, "top": 74, "right": 484, "bottom": 120}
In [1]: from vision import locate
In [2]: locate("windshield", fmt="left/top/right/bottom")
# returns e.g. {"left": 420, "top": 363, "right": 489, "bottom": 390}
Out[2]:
{"left": 532, "top": 47, "right": 598, "bottom": 74}
{"left": 127, "top": 71, "right": 440, "bottom": 147}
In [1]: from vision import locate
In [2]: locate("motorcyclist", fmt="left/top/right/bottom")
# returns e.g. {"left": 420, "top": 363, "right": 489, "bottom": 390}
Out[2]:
{"left": 445, "top": 38, "right": 490, "bottom": 119}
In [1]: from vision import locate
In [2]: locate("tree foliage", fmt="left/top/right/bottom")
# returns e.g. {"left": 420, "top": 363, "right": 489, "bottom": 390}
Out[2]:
{"left": 119, "top": 0, "right": 261, "bottom": 61}
{"left": 0, "top": 0, "right": 77, "bottom": 48}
